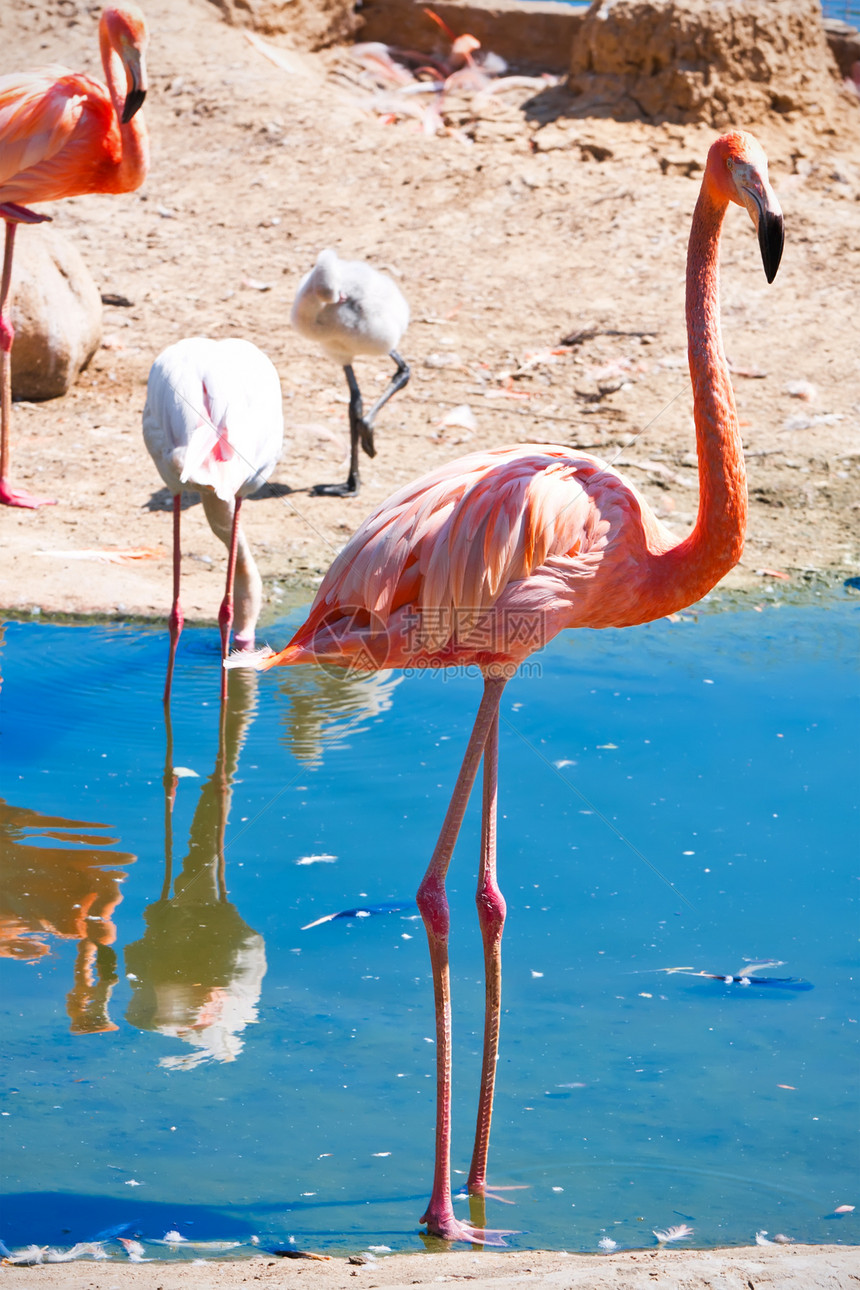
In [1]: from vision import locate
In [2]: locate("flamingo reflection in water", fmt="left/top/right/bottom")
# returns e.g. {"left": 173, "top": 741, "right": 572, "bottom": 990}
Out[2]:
{"left": 277, "top": 665, "right": 401, "bottom": 768}
{"left": 124, "top": 668, "right": 267, "bottom": 1069}
{"left": 0, "top": 799, "right": 135, "bottom": 1033}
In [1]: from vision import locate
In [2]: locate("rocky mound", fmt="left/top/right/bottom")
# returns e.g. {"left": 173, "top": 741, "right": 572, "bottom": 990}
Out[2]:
{"left": 205, "top": 0, "right": 358, "bottom": 47}
{"left": 568, "top": 0, "right": 851, "bottom": 127}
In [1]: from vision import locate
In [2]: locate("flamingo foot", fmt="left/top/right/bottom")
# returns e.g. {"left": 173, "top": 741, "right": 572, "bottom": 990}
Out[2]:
{"left": 461, "top": 1182, "right": 530, "bottom": 1206}
{"left": 357, "top": 418, "right": 376, "bottom": 458}
{"left": 0, "top": 478, "right": 57, "bottom": 508}
{"left": 419, "top": 1212, "right": 515, "bottom": 1246}
{"left": 311, "top": 478, "right": 360, "bottom": 498}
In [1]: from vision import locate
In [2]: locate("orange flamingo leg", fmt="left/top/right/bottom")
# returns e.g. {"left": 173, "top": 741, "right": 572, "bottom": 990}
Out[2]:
{"left": 218, "top": 496, "right": 241, "bottom": 701}
{"left": 164, "top": 494, "right": 184, "bottom": 705}
{"left": 416, "top": 676, "right": 516, "bottom": 1245}
{"left": 0, "top": 217, "right": 56, "bottom": 509}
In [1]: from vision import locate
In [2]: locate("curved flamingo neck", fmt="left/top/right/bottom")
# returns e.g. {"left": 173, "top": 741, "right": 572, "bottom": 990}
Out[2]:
{"left": 658, "top": 178, "right": 747, "bottom": 606}
{"left": 99, "top": 22, "right": 148, "bottom": 191}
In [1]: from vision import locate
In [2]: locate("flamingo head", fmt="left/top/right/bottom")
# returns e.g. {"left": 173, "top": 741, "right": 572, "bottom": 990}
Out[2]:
{"left": 450, "top": 33, "right": 481, "bottom": 68}
{"left": 101, "top": 5, "right": 149, "bottom": 123}
{"left": 707, "top": 131, "right": 784, "bottom": 283}
{"left": 309, "top": 248, "right": 342, "bottom": 305}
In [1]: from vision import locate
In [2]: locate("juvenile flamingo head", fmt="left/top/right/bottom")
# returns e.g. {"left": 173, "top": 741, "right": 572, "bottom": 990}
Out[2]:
{"left": 308, "top": 248, "right": 342, "bottom": 305}
{"left": 707, "top": 131, "right": 784, "bottom": 283}
{"left": 101, "top": 5, "right": 149, "bottom": 123}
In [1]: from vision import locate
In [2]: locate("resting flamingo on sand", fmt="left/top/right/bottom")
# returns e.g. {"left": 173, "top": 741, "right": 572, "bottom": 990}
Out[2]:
{"left": 143, "top": 337, "right": 284, "bottom": 704}
{"left": 0, "top": 3, "right": 149, "bottom": 508}
{"left": 291, "top": 247, "right": 409, "bottom": 497}
{"left": 229, "top": 132, "right": 784, "bottom": 1243}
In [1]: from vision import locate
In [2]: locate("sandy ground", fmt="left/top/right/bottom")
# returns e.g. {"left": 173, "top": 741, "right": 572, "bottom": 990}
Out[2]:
{"left": 1, "top": 3, "right": 858, "bottom": 1285}
{"left": 1, "top": 0, "right": 859, "bottom": 630}
{"left": 2, "top": 1244, "right": 859, "bottom": 1289}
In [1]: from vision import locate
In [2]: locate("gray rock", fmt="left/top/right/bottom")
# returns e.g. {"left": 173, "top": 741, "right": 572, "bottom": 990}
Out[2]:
{"left": 10, "top": 225, "right": 102, "bottom": 401}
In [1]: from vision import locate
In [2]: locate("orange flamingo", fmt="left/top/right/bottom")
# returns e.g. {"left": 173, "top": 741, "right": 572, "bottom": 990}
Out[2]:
{"left": 228, "top": 131, "right": 784, "bottom": 1243}
{"left": 0, "top": 3, "right": 149, "bottom": 508}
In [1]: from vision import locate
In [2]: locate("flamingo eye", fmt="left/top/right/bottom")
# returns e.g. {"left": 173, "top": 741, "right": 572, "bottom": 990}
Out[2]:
{"left": 726, "top": 157, "right": 735, "bottom": 171}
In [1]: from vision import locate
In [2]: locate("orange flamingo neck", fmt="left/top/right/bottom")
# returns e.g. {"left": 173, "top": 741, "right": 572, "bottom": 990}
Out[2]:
{"left": 660, "top": 177, "right": 747, "bottom": 604}
{"left": 99, "top": 19, "right": 148, "bottom": 191}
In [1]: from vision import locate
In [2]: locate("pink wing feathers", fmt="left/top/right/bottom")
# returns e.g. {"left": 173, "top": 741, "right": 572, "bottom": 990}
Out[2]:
{"left": 0, "top": 69, "right": 115, "bottom": 205}
{"left": 287, "top": 445, "right": 645, "bottom": 667}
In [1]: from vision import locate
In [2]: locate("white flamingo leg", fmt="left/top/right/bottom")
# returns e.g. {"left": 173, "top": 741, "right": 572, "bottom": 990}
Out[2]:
{"left": 216, "top": 495, "right": 242, "bottom": 701}
{"left": 417, "top": 676, "right": 514, "bottom": 1245}
{"left": 200, "top": 491, "right": 261, "bottom": 665}
{"left": 0, "top": 216, "right": 55, "bottom": 509}
{"left": 467, "top": 709, "right": 505, "bottom": 1195}
{"left": 163, "top": 493, "right": 183, "bottom": 705}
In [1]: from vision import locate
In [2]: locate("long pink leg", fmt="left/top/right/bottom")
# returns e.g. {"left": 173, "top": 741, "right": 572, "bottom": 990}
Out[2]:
{"left": 163, "top": 494, "right": 184, "bottom": 705}
{"left": 417, "top": 675, "right": 514, "bottom": 1245}
{"left": 0, "top": 217, "right": 56, "bottom": 509}
{"left": 218, "top": 496, "right": 242, "bottom": 701}
{"left": 467, "top": 709, "right": 505, "bottom": 1194}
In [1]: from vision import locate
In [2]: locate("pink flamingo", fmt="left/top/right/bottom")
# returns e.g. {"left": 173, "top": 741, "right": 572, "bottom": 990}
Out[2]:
{"left": 0, "top": 3, "right": 149, "bottom": 508}
{"left": 228, "top": 132, "right": 784, "bottom": 1243}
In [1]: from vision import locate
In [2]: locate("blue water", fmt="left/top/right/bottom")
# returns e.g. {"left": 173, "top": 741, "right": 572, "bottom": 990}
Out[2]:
{"left": 0, "top": 596, "right": 857, "bottom": 1258}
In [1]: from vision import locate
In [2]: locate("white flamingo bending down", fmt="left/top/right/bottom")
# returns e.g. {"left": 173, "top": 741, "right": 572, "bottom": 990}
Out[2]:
{"left": 142, "top": 337, "right": 284, "bottom": 703}
{"left": 291, "top": 248, "right": 409, "bottom": 496}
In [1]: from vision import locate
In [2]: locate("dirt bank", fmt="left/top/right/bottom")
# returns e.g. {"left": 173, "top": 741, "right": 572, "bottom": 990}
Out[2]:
{"left": 1, "top": 0, "right": 859, "bottom": 629}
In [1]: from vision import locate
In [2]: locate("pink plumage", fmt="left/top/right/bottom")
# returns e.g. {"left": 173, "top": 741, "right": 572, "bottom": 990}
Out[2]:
{"left": 228, "top": 130, "right": 785, "bottom": 1246}
{"left": 0, "top": 4, "right": 149, "bottom": 509}
{"left": 272, "top": 443, "right": 664, "bottom": 673}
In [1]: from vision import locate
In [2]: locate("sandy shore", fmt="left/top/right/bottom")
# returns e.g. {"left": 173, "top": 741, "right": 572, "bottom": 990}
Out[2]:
{"left": 2, "top": 1245, "right": 858, "bottom": 1289}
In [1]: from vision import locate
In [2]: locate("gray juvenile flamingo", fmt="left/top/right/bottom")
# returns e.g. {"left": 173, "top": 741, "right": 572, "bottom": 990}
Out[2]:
{"left": 290, "top": 248, "right": 410, "bottom": 497}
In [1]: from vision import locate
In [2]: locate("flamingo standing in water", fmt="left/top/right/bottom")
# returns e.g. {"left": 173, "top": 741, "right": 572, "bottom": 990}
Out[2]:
{"left": 0, "top": 4, "right": 149, "bottom": 508}
{"left": 229, "top": 132, "right": 784, "bottom": 1243}
{"left": 291, "top": 248, "right": 410, "bottom": 497}
{"left": 143, "top": 337, "right": 284, "bottom": 704}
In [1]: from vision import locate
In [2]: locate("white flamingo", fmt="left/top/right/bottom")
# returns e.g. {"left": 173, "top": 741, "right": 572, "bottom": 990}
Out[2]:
{"left": 142, "top": 337, "right": 283, "bottom": 702}
{"left": 291, "top": 248, "right": 410, "bottom": 496}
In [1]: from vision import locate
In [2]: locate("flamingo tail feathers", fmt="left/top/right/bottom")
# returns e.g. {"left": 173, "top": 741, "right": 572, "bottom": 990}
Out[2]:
{"left": 224, "top": 645, "right": 277, "bottom": 672}
{"left": 179, "top": 419, "right": 246, "bottom": 504}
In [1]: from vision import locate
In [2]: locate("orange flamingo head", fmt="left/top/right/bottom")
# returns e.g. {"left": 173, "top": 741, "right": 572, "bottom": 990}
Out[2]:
{"left": 707, "top": 131, "right": 784, "bottom": 283}
{"left": 450, "top": 33, "right": 481, "bottom": 66}
{"left": 101, "top": 4, "right": 149, "bottom": 123}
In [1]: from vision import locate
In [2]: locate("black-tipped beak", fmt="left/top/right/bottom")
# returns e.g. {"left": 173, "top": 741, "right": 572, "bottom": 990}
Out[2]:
{"left": 122, "top": 87, "right": 146, "bottom": 124}
{"left": 759, "top": 209, "right": 784, "bottom": 284}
